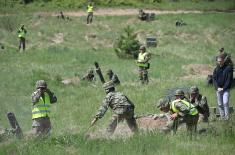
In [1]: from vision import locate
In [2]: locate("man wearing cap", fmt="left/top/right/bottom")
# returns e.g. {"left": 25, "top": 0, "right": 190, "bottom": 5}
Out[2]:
{"left": 82, "top": 68, "right": 95, "bottom": 82}
{"left": 169, "top": 89, "right": 199, "bottom": 134}
{"left": 106, "top": 69, "right": 120, "bottom": 85}
{"left": 213, "top": 54, "right": 233, "bottom": 120}
{"left": 31, "top": 80, "right": 57, "bottom": 136}
{"left": 136, "top": 45, "right": 151, "bottom": 84}
{"left": 189, "top": 86, "right": 209, "bottom": 122}
{"left": 91, "top": 81, "right": 138, "bottom": 135}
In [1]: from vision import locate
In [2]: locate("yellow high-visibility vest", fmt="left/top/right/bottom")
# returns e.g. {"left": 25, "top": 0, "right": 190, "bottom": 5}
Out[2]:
{"left": 171, "top": 99, "right": 198, "bottom": 115}
{"left": 18, "top": 28, "right": 26, "bottom": 38}
{"left": 137, "top": 52, "right": 148, "bottom": 67}
{"left": 87, "top": 5, "right": 93, "bottom": 13}
{"left": 32, "top": 93, "right": 50, "bottom": 119}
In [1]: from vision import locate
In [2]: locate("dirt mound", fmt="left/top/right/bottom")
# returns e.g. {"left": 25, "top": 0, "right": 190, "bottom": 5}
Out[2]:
{"left": 86, "top": 114, "right": 169, "bottom": 140}
{"left": 181, "top": 64, "right": 214, "bottom": 80}
{"left": 61, "top": 77, "right": 80, "bottom": 85}
{"left": 51, "top": 33, "right": 64, "bottom": 44}
{"left": 137, "top": 115, "right": 168, "bottom": 130}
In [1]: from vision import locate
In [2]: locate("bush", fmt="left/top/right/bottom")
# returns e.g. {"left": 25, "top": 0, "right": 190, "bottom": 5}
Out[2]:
{"left": 114, "top": 25, "right": 140, "bottom": 59}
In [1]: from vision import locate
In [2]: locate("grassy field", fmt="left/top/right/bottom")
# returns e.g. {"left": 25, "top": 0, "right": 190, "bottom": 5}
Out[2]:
{"left": 0, "top": 8, "right": 235, "bottom": 155}
{"left": 0, "top": 0, "right": 235, "bottom": 13}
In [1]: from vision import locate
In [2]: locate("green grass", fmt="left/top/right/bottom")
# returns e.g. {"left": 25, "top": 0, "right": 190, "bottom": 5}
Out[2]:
{"left": 0, "top": 0, "right": 235, "bottom": 13}
{"left": 0, "top": 10, "right": 235, "bottom": 155}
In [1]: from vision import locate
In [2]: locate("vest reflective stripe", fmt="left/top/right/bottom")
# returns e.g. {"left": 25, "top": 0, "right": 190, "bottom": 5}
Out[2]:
{"left": 18, "top": 29, "right": 26, "bottom": 38}
{"left": 87, "top": 5, "right": 93, "bottom": 13}
{"left": 171, "top": 99, "right": 198, "bottom": 115}
{"left": 32, "top": 93, "right": 50, "bottom": 119}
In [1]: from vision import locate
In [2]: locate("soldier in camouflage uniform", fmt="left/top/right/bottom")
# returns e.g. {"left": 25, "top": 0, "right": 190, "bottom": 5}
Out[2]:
{"left": 106, "top": 69, "right": 120, "bottom": 85}
{"left": 189, "top": 86, "right": 210, "bottom": 122}
{"left": 160, "top": 90, "right": 199, "bottom": 135}
{"left": 136, "top": 45, "right": 151, "bottom": 84}
{"left": 138, "top": 9, "right": 147, "bottom": 21}
{"left": 92, "top": 81, "right": 138, "bottom": 135}
{"left": 82, "top": 68, "right": 95, "bottom": 82}
{"left": 31, "top": 80, "right": 57, "bottom": 136}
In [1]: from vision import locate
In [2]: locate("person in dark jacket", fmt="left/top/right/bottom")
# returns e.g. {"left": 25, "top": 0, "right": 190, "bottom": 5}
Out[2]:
{"left": 213, "top": 54, "right": 233, "bottom": 120}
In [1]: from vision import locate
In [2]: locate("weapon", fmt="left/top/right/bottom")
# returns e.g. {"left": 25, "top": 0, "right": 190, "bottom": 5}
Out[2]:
{"left": 6, "top": 112, "right": 23, "bottom": 138}
{"left": 90, "top": 117, "right": 98, "bottom": 128}
{"left": 94, "top": 62, "right": 105, "bottom": 83}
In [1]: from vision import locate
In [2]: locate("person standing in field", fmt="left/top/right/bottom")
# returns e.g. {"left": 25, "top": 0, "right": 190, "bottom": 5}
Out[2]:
{"left": 17, "top": 25, "right": 27, "bottom": 52}
{"left": 213, "top": 54, "right": 233, "bottom": 120}
{"left": 87, "top": 2, "right": 94, "bottom": 24}
{"left": 31, "top": 80, "right": 57, "bottom": 136}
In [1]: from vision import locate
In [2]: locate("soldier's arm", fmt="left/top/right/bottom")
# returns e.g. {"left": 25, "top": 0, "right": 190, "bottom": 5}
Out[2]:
{"left": 175, "top": 102, "right": 190, "bottom": 117}
{"left": 31, "top": 89, "right": 41, "bottom": 104}
{"left": 95, "top": 96, "right": 110, "bottom": 119}
{"left": 46, "top": 89, "right": 57, "bottom": 104}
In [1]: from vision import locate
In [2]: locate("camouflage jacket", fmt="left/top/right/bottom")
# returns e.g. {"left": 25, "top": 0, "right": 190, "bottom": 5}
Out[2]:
{"left": 82, "top": 73, "right": 95, "bottom": 81}
{"left": 170, "top": 100, "right": 192, "bottom": 117}
{"left": 31, "top": 89, "right": 57, "bottom": 104}
{"left": 190, "top": 94, "right": 209, "bottom": 117}
{"left": 110, "top": 74, "right": 120, "bottom": 85}
{"left": 95, "top": 92, "right": 135, "bottom": 118}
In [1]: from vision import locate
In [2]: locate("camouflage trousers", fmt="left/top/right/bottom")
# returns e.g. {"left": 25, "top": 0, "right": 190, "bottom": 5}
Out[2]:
{"left": 173, "top": 114, "right": 199, "bottom": 135}
{"left": 138, "top": 67, "right": 148, "bottom": 84}
{"left": 32, "top": 117, "right": 51, "bottom": 137}
{"left": 107, "top": 110, "right": 138, "bottom": 135}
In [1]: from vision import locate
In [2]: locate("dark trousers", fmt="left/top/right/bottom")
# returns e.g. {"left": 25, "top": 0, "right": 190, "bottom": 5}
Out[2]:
{"left": 19, "top": 37, "right": 25, "bottom": 51}
{"left": 87, "top": 12, "right": 93, "bottom": 24}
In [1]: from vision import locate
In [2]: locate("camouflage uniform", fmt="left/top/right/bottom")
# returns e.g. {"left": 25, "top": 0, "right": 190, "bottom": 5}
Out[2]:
{"left": 82, "top": 69, "right": 95, "bottom": 82}
{"left": 158, "top": 90, "right": 199, "bottom": 135}
{"left": 31, "top": 80, "right": 57, "bottom": 136}
{"left": 137, "top": 46, "right": 150, "bottom": 84}
{"left": 189, "top": 86, "right": 210, "bottom": 122}
{"left": 138, "top": 9, "right": 147, "bottom": 21}
{"left": 106, "top": 69, "right": 120, "bottom": 85}
{"left": 95, "top": 82, "right": 138, "bottom": 135}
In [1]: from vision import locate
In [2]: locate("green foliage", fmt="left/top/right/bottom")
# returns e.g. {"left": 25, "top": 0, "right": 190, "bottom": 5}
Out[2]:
{"left": 114, "top": 25, "right": 140, "bottom": 59}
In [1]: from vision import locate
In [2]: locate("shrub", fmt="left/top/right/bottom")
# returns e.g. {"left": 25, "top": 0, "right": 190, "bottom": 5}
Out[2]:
{"left": 114, "top": 25, "right": 140, "bottom": 59}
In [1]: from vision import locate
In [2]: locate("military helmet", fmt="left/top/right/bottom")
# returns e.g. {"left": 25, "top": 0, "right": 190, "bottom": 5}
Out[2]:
{"left": 219, "top": 47, "right": 224, "bottom": 53}
{"left": 102, "top": 81, "right": 115, "bottom": 90}
{"left": 190, "top": 86, "right": 199, "bottom": 94}
{"left": 157, "top": 98, "right": 169, "bottom": 108}
{"left": 36, "top": 80, "right": 47, "bottom": 89}
{"left": 106, "top": 69, "right": 113, "bottom": 75}
{"left": 139, "top": 45, "right": 146, "bottom": 51}
{"left": 174, "top": 89, "right": 184, "bottom": 96}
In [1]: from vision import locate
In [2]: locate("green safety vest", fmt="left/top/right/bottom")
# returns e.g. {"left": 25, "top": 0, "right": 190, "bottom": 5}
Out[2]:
{"left": 170, "top": 99, "right": 198, "bottom": 116}
{"left": 18, "top": 28, "right": 26, "bottom": 38}
{"left": 87, "top": 5, "right": 93, "bottom": 13}
{"left": 137, "top": 52, "right": 149, "bottom": 67}
{"left": 32, "top": 93, "right": 50, "bottom": 119}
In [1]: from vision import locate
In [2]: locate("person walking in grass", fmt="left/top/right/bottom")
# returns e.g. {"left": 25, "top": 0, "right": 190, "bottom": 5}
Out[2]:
{"left": 136, "top": 45, "right": 151, "bottom": 84}
{"left": 17, "top": 25, "right": 27, "bottom": 52}
{"left": 87, "top": 2, "right": 94, "bottom": 24}
{"left": 91, "top": 81, "right": 138, "bottom": 136}
{"left": 213, "top": 54, "right": 233, "bottom": 120}
{"left": 31, "top": 80, "right": 57, "bottom": 136}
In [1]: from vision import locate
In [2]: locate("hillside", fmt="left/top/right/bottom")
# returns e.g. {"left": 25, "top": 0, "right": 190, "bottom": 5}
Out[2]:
{"left": 0, "top": 5, "right": 235, "bottom": 155}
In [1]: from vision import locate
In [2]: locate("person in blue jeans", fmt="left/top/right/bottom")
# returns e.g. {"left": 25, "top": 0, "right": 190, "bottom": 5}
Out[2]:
{"left": 213, "top": 54, "right": 233, "bottom": 120}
